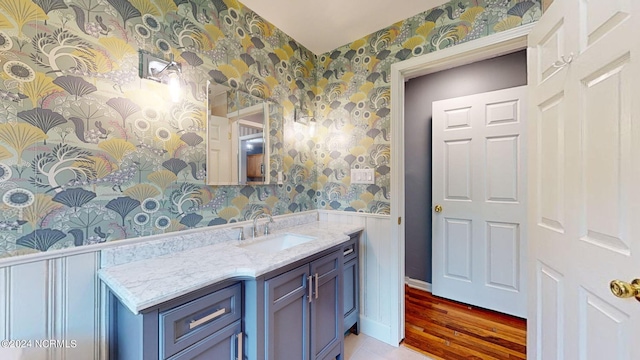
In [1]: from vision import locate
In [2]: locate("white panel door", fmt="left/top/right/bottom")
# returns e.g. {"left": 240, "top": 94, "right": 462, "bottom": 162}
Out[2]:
{"left": 528, "top": 0, "right": 640, "bottom": 359}
{"left": 207, "top": 115, "right": 233, "bottom": 184}
{"left": 432, "top": 86, "right": 528, "bottom": 318}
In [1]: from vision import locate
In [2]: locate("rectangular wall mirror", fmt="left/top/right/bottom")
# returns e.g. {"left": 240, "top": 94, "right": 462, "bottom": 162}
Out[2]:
{"left": 206, "top": 82, "right": 282, "bottom": 186}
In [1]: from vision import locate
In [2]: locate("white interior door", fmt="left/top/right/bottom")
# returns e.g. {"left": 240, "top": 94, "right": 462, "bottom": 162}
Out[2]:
{"left": 528, "top": 0, "right": 640, "bottom": 359}
{"left": 432, "top": 86, "right": 528, "bottom": 318}
{"left": 207, "top": 115, "right": 233, "bottom": 184}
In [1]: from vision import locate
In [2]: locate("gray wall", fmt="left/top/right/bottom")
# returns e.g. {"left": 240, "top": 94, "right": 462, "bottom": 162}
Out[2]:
{"left": 404, "top": 50, "right": 527, "bottom": 283}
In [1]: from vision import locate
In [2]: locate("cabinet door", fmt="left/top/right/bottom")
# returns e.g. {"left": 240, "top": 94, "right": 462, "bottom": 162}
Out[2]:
{"left": 343, "top": 258, "right": 358, "bottom": 330}
{"left": 265, "top": 264, "right": 310, "bottom": 360}
{"left": 246, "top": 154, "right": 263, "bottom": 178}
{"left": 309, "top": 251, "right": 342, "bottom": 360}
{"left": 168, "top": 321, "right": 241, "bottom": 360}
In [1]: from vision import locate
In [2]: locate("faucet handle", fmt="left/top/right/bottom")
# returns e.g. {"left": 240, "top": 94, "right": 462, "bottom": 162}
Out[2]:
{"left": 263, "top": 215, "right": 275, "bottom": 235}
{"left": 252, "top": 223, "right": 261, "bottom": 238}
{"left": 232, "top": 226, "right": 245, "bottom": 240}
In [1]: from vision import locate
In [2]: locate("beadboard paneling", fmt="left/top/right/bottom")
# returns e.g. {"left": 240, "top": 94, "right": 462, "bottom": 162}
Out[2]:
{"left": 0, "top": 266, "right": 8, "bottom": 342}
{"left": 11, "top": 261, "right": 48, "bottom": 360}
{"left": 0, "top": 252, "right": 103, "bottom": 360}
{"left": 318, "top": 210, "right": 394, "bottom": 345}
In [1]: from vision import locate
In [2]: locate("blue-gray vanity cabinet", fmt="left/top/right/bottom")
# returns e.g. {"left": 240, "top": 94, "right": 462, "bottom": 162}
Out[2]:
{"left": 342, "top": 234, "right": 359, "bottom": 334}
{"left": 264, "top": 249, "right": 343, "bottom": 360}
{"left": 109, "top": 281, "right": 243, "bottom": 360}
{"left": 264, "top": 264, "right": 309, "bottom": 360}
{"left": 309, "top": 250, "right": 343, "bottom": 360}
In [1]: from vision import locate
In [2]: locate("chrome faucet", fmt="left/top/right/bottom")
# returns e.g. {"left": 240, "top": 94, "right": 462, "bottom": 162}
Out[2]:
{"left": 252, "top": 214, "right": 274, "bottom": 238}
{"left": 231, "top": 226, "right": 245, "bottom": 240}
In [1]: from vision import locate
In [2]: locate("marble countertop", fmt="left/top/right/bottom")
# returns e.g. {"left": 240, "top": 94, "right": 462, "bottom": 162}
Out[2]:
{"left": 98, "top": 221, "right": 363, "bottom": 314}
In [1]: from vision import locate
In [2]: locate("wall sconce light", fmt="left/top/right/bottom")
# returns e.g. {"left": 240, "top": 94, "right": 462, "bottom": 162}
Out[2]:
{"left": 294, "top": 103, "right": 317, "bottom": 137}
{"left": 139, "top": 51, "right": 183, "bottom": 102}
{"left": 293, "top": 66, "right": 317, "bottom": 136}
{"left": 294, "top": 104, "right": 317, "bottom": 137}
{"left": 294, "top": 105, "right": 310, "bottom": 125}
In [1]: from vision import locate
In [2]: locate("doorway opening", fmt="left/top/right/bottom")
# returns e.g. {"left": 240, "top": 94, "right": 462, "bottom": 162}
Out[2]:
{"left": 404, "top": 50, "right": 527, "bottom": 292}
{"left": 401, "top": 50, "right": 528, "bottom": 358}
{"left": 389, "top": 24, "right": 534, "bottom": 347}
{"left": 239, "top": 132, "right": 264, "bottom": 183}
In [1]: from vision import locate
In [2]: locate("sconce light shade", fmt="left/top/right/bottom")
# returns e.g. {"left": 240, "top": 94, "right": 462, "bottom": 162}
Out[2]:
{"left": 139, "top": 51, "right": 182, "bottom": 81}
{"left": 139, "top": 51, "right": 183, "bottom": 102}
{"left": 294, "top": 105, "right": 316, "bottom": 136}
{"left": 294, "top": 106, "right": 310, "bottom": 125}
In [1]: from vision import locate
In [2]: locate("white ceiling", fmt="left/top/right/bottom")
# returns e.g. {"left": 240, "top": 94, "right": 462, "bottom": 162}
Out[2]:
{"left": 240, "top": 0, "right": 449, "bottom": 55}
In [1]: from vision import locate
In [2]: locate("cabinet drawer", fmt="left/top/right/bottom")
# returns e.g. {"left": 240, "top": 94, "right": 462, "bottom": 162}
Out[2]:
{"left": 342, "top": 238, "right": 357, "bottom": 262}
{"left": 168, "top": 321, "right": 241, "bottom": 360}
{"left": 160, "top": 283, "right": 241, "bottom": 359}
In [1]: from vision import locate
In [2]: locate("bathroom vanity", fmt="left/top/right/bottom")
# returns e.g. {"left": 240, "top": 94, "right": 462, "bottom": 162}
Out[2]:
{"left": 100, "top": 217, "right": 362, "bottom": 360}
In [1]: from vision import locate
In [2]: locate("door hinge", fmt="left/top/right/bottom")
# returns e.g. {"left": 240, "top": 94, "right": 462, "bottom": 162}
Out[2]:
{"left": 398, "top": 217, "right": 402, "bottom": 225}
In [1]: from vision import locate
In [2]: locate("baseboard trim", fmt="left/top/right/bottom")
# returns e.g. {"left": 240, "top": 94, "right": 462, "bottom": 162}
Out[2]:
{"left": 359, "top": 315, "right": 395, "bottom": 347}
{"left": 405, "top": 277, "right": 432, "bottom": 293}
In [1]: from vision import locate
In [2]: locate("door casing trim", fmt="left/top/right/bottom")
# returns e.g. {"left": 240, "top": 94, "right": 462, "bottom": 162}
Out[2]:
{"left": 389, "top": 23, "right": 534, "bottom": 344}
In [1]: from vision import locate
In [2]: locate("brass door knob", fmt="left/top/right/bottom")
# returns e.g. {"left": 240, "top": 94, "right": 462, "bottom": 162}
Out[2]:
{"left": 434, "top": 205, "right": 443, "bottom": 213}
{"left": 610, "top": 279, "right": 640, "bottom": 302}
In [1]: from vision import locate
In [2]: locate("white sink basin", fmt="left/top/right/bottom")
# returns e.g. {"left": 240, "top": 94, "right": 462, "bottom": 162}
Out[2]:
{"left": 239, "top": 233, "right": 316, "bottom": 253}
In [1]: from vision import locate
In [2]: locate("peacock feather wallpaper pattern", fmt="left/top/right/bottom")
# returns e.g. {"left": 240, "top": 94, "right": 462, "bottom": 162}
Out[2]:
{"left": 0, "top": 0, "right": 317, "bottom": 257}
{"left": 312, "top": 0, "right": 541, "bottom": 213}
{"left": 0, "top": 0, "right": 541, "bottom": 258}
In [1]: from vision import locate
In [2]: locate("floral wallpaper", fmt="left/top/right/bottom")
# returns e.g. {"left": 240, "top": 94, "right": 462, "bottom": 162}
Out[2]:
{"left": 0, "top": 0, "right": 543, "bottom": 258}
{"left": 312, "top": 0, "right": 542, "bottom": 214}
{"left": 0, "top": 0, "right": 317, "bottom": 257}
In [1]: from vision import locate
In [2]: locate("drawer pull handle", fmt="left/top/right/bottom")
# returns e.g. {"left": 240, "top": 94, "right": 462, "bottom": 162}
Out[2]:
{"left": 237, "top": 332, "right": 243, "bottom": 360}
{"left": 315, "top": 273, "right": 319, "bottom": 299}
{"left": 189, "top": 308, "right": 226, "bottom": 329}
{"left": 343, "top": 248, "right": 354, "bottom": 256}
{"left": 308, "top": 275, "right": 313, "bottom": 303}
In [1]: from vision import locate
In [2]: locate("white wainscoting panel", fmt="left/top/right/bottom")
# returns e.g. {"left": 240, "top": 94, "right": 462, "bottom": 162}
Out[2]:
{"left": 318, "top": 210, "right": 393, "bottom": 345}
{"left": 0, "top": 252, "right": 104, "bottom": 360}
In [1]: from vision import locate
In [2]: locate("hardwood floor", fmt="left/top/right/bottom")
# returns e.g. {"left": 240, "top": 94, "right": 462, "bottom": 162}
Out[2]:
{"left": 404, "top": 285, "right": 527, "bottom": 360}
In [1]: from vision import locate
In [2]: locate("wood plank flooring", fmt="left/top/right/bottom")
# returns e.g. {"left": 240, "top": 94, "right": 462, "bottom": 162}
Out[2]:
{"left": 404, "top": 285, "right": 527, "bottom": 360}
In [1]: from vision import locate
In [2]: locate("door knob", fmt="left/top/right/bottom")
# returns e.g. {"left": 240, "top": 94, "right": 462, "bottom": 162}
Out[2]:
{"left": 434, "top": 205, "right": 442, "bottom": 213}
{"left": 609, "top": 279, "right": 640, "bottom": 302}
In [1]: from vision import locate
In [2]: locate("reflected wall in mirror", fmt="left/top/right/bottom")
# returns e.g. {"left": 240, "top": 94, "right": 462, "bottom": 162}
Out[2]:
{"left": 206, "top": 82, "right": 282, "bottom": 185}
{"left": 234, "top": 95, "right": 268, "bottom": 185}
